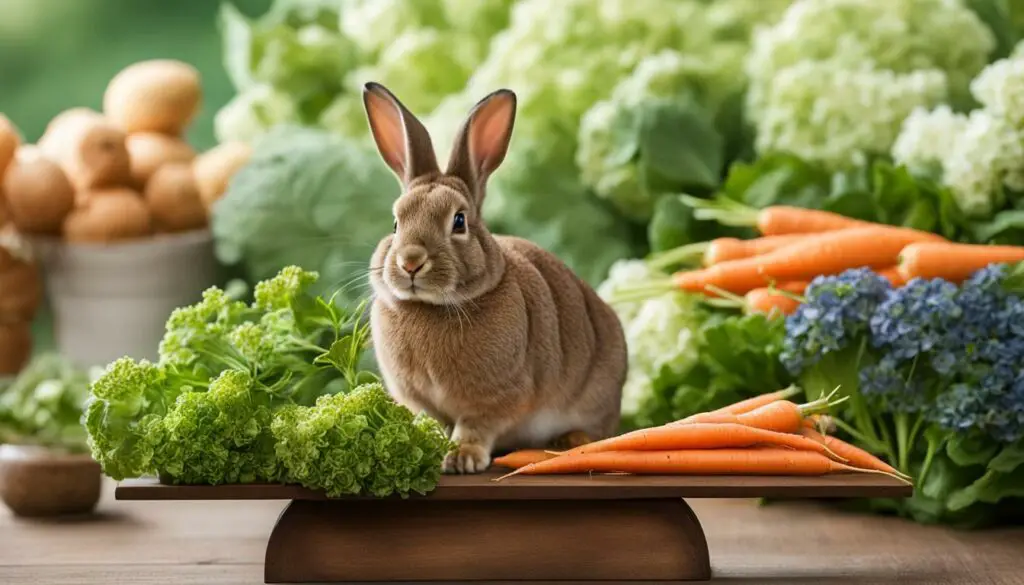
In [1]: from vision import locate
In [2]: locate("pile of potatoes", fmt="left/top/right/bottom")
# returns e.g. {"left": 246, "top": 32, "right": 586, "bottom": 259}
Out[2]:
{"left": 0, "top": 59, "right": 251, "bottom": 374}
{"left": 0, "top": 59, "right": 251, "bottom": 244}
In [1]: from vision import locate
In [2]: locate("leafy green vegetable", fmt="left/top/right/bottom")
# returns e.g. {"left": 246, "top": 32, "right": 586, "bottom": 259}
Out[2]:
{"left": 211, "top": 127, "right": 397, "bottom": 306}
{"left": 82, "top": 267, "right": 449, "bottom": 498}
{"left": 0, "top": 354, "right": 94, "bottom": 453}
{"left": 273, "top": 384, "right": 451, "bottom": 497}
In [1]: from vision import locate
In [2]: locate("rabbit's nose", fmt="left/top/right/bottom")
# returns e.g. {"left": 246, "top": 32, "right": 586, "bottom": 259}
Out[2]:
{"left": 398, "top": 248, "right": 428, "bottom": 276}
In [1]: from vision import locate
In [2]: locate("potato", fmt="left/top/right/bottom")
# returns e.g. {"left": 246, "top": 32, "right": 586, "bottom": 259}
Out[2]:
{"left": 193, "top": 141, "right": 252, "bottom": 210}
{"left": 2, "top": 146, "right": 75, "bottom": 235}
{"left": 144, "top": 163, "right": 207, "bottom": 233}
{"left": 0, "top": 258, "right": 42, "bottom": 322}
{"left": 126, "top": 133, "right": 196, "bottom": 188}
{"left": 0, "top": 321, "right": 31, "bottom": 375}
{"left": 64, "top": 188, "right": 152, "bottom": 243}
{"left": 0, "top": 114, "right": 21, "bottom": 181}
{"left": 38, "top": 113, "right": 132, "bottom": 190}
{"left": 40, "top": 107, "right": 103, "bottom": 140}
{"left": 104, "top": 60, "right": 201, "bottom": 135}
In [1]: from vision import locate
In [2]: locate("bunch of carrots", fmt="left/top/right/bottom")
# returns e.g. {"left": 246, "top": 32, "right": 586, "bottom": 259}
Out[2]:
{"left": 493, "top": 386, "right": 911, "bottom": 485}
{"left": 621, "top": 198, "right": 1024, "bottom": 316}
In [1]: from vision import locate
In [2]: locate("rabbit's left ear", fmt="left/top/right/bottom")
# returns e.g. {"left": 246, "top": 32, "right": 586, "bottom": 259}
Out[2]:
{"left": 363, "top": 82, "right": 440, "bottom": 187}
{"left": 446, "top": 89, "right": 516, "bottom": 207}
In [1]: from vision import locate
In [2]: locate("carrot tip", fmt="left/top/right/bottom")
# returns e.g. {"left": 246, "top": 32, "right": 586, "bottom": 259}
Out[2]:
{"left": 493, "top": 470, "right": 519, "bottom": 482}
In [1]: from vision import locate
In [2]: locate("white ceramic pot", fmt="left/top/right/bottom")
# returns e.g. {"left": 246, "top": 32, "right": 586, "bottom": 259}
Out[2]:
{"left": 30, "top": 229, "right": 219, "bottom": 367}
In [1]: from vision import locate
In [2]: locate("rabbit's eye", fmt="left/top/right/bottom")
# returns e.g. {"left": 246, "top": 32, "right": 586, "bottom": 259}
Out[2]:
{"left": 393, "top": 219, "right": 398, "bottom": 233}
{"left": 452, "top": 212, "right": 467, "bottom": 234}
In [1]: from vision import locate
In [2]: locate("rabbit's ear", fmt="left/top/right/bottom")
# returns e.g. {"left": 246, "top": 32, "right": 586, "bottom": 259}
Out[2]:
{"left": 446, "top": 89, "right": 516, "bottom": 206}
{"left": 363, "top": 82, "right": 440, "bottom": 186}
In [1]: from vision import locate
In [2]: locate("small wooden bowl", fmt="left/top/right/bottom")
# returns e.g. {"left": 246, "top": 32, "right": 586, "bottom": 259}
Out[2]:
{"left": 0, "top": 444, "right": 102, "bottom": 517}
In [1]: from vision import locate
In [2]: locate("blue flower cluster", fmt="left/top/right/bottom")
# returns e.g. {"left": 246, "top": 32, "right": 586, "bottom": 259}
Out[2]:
{"left": 781, "top": 268, "right": 892, "bottom": 372}
{"left": 784, "top": 264, "right": 1024, "bottom": 444}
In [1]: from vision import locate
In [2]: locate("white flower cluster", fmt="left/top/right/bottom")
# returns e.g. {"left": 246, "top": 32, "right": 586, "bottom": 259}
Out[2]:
{"left": 893, "top": 42, "right": 1024, "bottom": 217}
{"left": 747, "top": 0, "right": 995, "bottom": 169}
{"left": 755, "top": 63, "right": 948, "bottom": 169}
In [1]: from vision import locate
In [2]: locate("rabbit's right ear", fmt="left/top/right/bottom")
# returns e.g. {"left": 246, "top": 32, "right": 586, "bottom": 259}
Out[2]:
{"left": 363, "top": 82, "right": 440, "bottom": 187}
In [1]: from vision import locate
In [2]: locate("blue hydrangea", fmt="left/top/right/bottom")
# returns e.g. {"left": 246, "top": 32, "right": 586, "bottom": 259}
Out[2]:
{"left": 954, "top": 264, "right": 1012, "bottom": 343}
{"left": 935, "top": 367, "right": 1024, "bottom": 444}
{"left": 781, "top": 268, "right": 891, "bottom": 374}
{"left": 858, "top": 354, "right": 929, "bottom": 413}
{"left": 869, "top": 277, "right": 962, "bottom": 372}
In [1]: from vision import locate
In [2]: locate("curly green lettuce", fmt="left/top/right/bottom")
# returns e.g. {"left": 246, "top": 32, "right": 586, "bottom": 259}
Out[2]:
{"left": 150, "top": 370, "right": 280, "bottom": 485}
{"left": 83, "top": 358, "right": 177, "bottom": 481}
{"left": 272, "top": 383, "right": 451, "bottom": 498}
{"left": 83, "top": 267, "right": 448, "bottom": 497}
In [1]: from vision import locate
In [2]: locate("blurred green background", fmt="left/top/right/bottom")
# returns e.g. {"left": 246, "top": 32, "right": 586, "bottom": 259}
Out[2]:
{"left": 0, "top": 0, "right": 272, "bottom": 149}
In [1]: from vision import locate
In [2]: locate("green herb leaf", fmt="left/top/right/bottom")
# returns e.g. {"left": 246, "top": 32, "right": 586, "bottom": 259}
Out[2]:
{"left": 946, "top": 435, "right": 1000, "bottom": 468}
{"left": 638, "top": 98, "right": 724, "bottom": 191}
{"left": 988, "top": 441, "right": 1024, "bottom": 473}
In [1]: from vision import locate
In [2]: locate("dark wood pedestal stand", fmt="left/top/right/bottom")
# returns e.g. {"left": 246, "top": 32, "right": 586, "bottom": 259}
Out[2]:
{"left": 117, "top": 472, "right": 911, "bottom": 583}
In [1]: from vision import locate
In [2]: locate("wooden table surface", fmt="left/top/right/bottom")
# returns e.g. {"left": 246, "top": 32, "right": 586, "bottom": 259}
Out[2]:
{"left": 3, "top": 479, "right": 1023, "bottom": 585}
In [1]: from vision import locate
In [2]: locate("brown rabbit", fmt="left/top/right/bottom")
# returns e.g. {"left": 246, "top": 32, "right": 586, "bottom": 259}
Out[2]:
{"left": 362, "top": 82, "right": 627, "bottom": 474}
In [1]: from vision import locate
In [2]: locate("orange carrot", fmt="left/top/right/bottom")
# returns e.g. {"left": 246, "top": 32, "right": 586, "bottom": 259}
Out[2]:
{"left": 672, "top": 225, "right": 945, "bottom": 294}
{"left": 755, "top": 206, "right": 872, "bottom": 236}
{"left": 712, "top": 386, "right": 801, "bottom": 415}
{"left": 493, "top": 449, "right": 556, "bottom": 469}
{"left": 875, "top": 266, "right": 905, "bottom": 287}
{"left": 800, "top": 428, "right": 910, "bottom": 480}
{"left": 703, "top": 234, "right": 810, "bottom": 265}
{"left": 681, "top": 195, "right": 873, "bottom": 236}
{"left": 674, "top": 393, "right": 843, "bottom": 434}
{"left": 496, "top": 448, "right": 889, "bottom": 480}
{"left": 898, "top": 242, "right": 1024, "bottom": 283}
{"left": 745, "top": 288, "right": 801, "bottom": 315}
{"left": 553, "top": 422, "right": 842, "bottom": 460}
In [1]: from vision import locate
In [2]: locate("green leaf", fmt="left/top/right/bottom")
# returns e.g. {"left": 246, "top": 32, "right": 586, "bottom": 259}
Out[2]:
{"left": 218, "top": 3, "right": 256, "bottom": 90}
{"left": 638, "top": 98, "right": 724, "bottom": 191}
{"left": 699, "top": 313, "right": 790, "bottom": 393}
{"left": 822, "top": 187, "right": 875, "bottom": 221}
{"left": 946, "top": 435, "right": 1000, "bottom": 467}
{"left": 948, "top": 467, "right": 1024, "bottom": 511}
{"left": 647, "top": 195, "right": 738, "bottom": 253}
{"left": 720, "top": 154, "right": 831, "bottom": 210}
{"left": 315, "top": 336, "right": 357, "bottom": 371}
{"left": 988, "top": 441, "right": 1024, "bottom": 473}
{"left": 971, "top": 209, "right": 1024, "bottom": 243}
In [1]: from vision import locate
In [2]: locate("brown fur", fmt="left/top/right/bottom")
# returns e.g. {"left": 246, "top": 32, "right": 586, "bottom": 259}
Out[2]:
{"left": 362, "top": 83, "right": 627, "bottom": 474}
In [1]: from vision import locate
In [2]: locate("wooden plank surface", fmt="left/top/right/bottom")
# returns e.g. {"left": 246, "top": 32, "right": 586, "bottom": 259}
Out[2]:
{"left": 3, "top": 479, "right": 1022, "bottom": 584}
{"left": 116, "top": 471, "right": 912, "bottom": 501}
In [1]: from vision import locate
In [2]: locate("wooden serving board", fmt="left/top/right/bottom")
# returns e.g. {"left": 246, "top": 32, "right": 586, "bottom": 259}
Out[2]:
{"left": 116, "top": 472, "right": 911, "bottom": 584}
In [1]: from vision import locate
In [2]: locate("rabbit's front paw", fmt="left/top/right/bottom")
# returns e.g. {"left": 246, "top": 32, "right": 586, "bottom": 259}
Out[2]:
{"left": 443, "top": 443, "right": 491, "bottom": 474}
